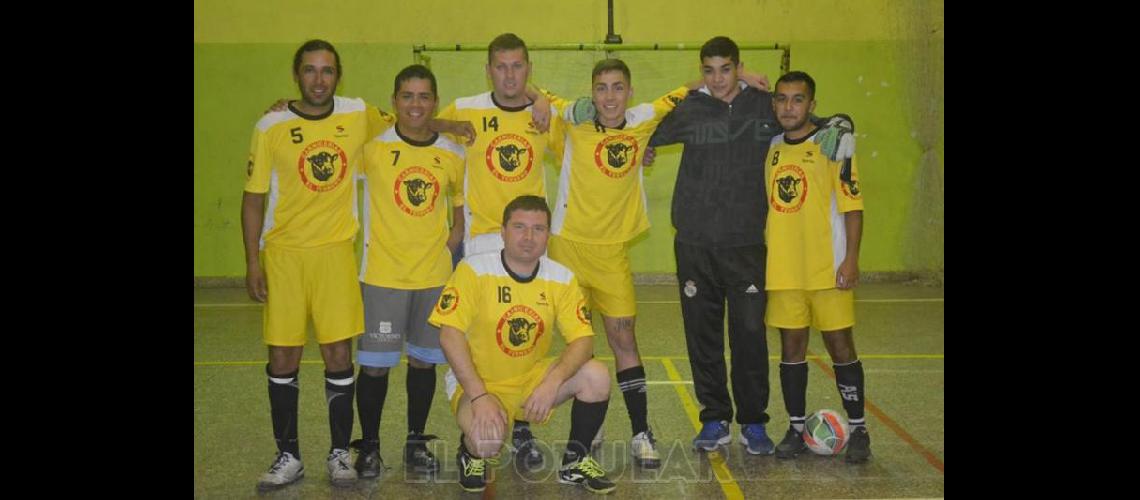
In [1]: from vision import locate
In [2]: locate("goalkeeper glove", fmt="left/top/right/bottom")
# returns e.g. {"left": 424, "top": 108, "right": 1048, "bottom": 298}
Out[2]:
{"left": 813, "top": 113, "right": 856, "bottom": 162}
{"left": 569, "top": 96, "right": 596, "bottom": 125}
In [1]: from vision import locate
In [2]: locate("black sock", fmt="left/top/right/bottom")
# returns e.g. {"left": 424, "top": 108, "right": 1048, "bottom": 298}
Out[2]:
{"left": 616, "top": 366, "right": 648, "bottom": 435}
{"left": 406, "top": 364, "right": 436, "bottom": 435}
{"left": 325, "top": 366, "right": 355, "bottom": 451}
{"left": 834, "top": 360, "right": 866, "bottom": 426}
{"left": 356, "top": 367, "right": 389, "bottom": 444}
{"left": 266, "top": 364, "right": 301, "bottom": 459}
{"left": 564, "top": 398, "right": 609, "bottom": 465}
{"left": 780, "top": 362, "right": 808, "bottom": 432}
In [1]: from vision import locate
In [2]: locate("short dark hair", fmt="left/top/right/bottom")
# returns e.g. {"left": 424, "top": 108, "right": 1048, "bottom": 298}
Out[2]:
{"left": 393, "top": 64, "right": 437, "bottom": 97}
{"left": 776, "top": 71, "right": 817, "bottom": 100}
{"left": 488, "top": 33, "right": 529, "bottom": 63}
{"left": 502, "top": 195, "right": 551, "bottom": 226}
{"left": 700, "top": 36, "right": 740, "bottom": 65}
{"left": 293, "top": 39, "right": 342, "bottom": 77}
{"left": 592, "top": 59, "right": 631, "bottom": 85}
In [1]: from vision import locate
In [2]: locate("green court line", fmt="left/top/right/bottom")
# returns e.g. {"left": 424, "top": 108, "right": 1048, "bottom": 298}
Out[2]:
{"left": 661, "top": 358, "right": 744, "bottom": 500}
{"left": 194, "top": 354, "right": 944, "bottom": 366}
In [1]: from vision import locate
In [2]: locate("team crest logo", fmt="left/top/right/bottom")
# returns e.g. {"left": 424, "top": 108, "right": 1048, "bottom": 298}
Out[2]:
{"left": 495, "top": 305, "right": 545, "bottom": 357}
{"left": 485, "top": 134, "right": 534, "bottom": 182}
{"left": 394, "top": 166, "right": 441, "bottom": 216}
{"left": 839, "top": 160, "right": 861, "bottom": 199}
{"left": 770, "top": 164, "right": 807, "bottom": 213}
{"left": 683, "top": 280, "right": 697, "bottom": 298}
{"left": 576, "top": 298, "right": 592, "bottom": 325}
{"left": 247, "top": 155, "right": 254, "bottom": 177}
{"left": 298, "top": 140, "right": 349, "bottom": 192}
{"left": 436, "top": 287, "right": 459, "bottom": 315}
{"left": 593, "top": 135, "right": 639, "bottom": 179}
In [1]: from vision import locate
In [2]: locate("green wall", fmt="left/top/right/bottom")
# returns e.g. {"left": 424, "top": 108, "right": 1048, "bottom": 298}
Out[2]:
{"left": 194, "top": 0, "right": 944, "bottom": 278}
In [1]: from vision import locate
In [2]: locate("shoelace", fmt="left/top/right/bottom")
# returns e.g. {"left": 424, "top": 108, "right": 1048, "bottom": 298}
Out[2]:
{"left": 701, "top": 422, "right": 726, "bottom": 438}
{"left": 464, "top": 456, "right": 486, "bottom": 476}
{"left": 576, "top": 457, "right": 607, "bottom": 478}
{"left": 269, "top": 453, "right": 291, "bottom": 473}
{"left": 743, "top": 426, "right": 765, "bottom": 440}
{"left": 331, "top": 451, "right": 352, "bottom": 471}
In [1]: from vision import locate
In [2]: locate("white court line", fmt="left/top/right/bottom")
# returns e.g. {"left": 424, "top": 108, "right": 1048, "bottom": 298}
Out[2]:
{"left": 196, "top": 297, "right": 944, "bottom": 308}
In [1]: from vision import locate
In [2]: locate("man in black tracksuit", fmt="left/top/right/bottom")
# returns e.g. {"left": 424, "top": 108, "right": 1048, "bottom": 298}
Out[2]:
{"left": 647, "top": 36, "right": 853, "bottom": 455}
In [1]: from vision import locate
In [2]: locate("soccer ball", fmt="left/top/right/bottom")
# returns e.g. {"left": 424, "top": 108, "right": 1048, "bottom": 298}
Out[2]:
{"left": 803, "top": 409, "right": 849, "bottom": 455}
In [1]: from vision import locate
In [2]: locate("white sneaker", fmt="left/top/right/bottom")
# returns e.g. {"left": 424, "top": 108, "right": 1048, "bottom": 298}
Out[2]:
{"left": 326, "top": 448, "right": 357, "bottom": 487}
{"left": 257, "top": 451, "right": 304, "bottom": 491}
{"left": 630, "top": 428, "right": 661, "bottom": 469}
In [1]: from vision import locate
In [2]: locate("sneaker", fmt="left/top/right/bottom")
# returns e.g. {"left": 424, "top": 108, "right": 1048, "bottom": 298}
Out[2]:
{"left": 630, "top": 428, "right": 661, "bottom": 469}
{"left": 350, "top": 439, "right": 384, "bottom": 479}
{"left": 457, "top": 445, "right": 488, "bottom": 492}
{"left": 693, "top": 420, "right": 731, "bottom": 451}
{"left": 775, "top": 427, "right": 806, "bottom": 459}
{"left": 512, "top": 424, "right": 544, "bottom": 470}
{"left": 257, "top": 451, "right": 304, "bottom": 491}
{"left": 845, "top": 426, "right": 872, "bottom": 463}
{"left": 558, "top": 453, "right": 617, "bottom": 494}
{"left": 326, "top": 448, "right": 357, "bottom": 487}
{"left": 739, "top": 423, "right": 775, "bottom": 455}
{"left": 404, "top": 433, "right": 441, "bottom": 473}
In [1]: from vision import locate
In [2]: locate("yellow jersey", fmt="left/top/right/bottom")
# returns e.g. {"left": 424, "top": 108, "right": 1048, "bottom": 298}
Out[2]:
{"left": 548, "top": 87, "right": 688, "bottom": 244}
{"left": 359, "top": 127, "right": 466, "bottom": 289}
{"left": 764, "top": 130, "right": 864, "bottom": 290}
{"left": 244, "top": 96, "right": 394, "bottom": 249}
{"left": 428, "top": 253, "right": 594, "bottom": 384}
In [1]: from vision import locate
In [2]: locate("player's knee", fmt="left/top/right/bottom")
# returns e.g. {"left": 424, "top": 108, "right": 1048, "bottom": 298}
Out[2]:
{"left": 605, "top": 328, "right": 637, "bottom": 354}
{"left": 579, "top": 360, "right": 611, "bottom": 400}
{"left": 781, "top": 344, "right": 808, "bottom": 363}
{"left": 361, "top": 366, "right": 389, "bottom": 377}
{"left": 829, "top": 348, "right": 855, "bottom": 364}
{"left": 470, "top": 432, "right": 504, "bottom": 458}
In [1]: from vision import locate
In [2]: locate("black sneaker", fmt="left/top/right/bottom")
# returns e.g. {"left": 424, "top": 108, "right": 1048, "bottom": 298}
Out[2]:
{"left": 512, "top": 424, "right": 544, "bottom": 470}
{"left": 457, "top": 444, "right": 488, "bottom": 492}
{"left": 775, "top": 427, "right": 807, "bottom": 459}
{"left": 845, "top": 426, "right": 872, "bottom": 464}
{"left": 404, "top": 433, "right": 441, "bottom": 473}
{"left": 349, "top": 439, "right": 384, "bottom": 479}
{"left": 558, "top": 453, "right": 616, "bottom": 495}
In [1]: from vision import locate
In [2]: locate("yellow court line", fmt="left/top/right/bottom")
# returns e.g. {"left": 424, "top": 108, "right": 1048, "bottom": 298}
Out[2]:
{"left": 661, "top": 358, "right": 745, "bottom": 500}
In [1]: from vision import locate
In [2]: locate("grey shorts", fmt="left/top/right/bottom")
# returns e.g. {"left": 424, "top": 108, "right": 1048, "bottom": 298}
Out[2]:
{"left": 357, "top": 283, "right": 446, "bottom": 368}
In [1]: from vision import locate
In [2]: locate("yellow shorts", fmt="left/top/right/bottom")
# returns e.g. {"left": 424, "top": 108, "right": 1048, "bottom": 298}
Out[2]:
{"left": 262, "top": 240, "right": 364, "bottom": 346}
{"left": 766, "top": 288, "right": 855, "bottom": 332}
{"left": 446, "top": 357, "right": 556, "bottom": 425}
{"left": 547, "top": 235, "right": 636, "bottom": 318}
